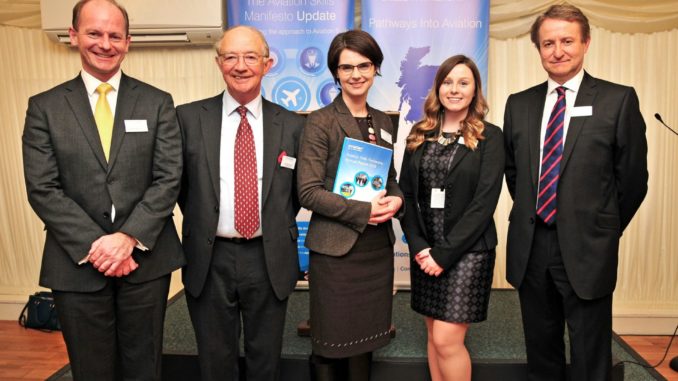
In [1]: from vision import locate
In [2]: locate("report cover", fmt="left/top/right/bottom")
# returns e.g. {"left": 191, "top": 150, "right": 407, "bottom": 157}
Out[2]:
{"left": 333, "top": 138, "right": 393, "bottom": 202}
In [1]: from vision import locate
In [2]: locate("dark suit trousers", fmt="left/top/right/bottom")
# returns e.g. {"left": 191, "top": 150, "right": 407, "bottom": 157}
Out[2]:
{"left": 518, "top": 221, "right": 612, "bottom": 381}
{"left": 53, "top": 274, "right": 171, "bottom": 381}
{"left": 186, "top": 238, "right": 288, "bottom": 381}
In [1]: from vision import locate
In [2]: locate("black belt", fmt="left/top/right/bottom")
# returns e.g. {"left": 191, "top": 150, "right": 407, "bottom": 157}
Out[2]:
{"left": 215, "top": 236, "right": 263, "bottom": 244}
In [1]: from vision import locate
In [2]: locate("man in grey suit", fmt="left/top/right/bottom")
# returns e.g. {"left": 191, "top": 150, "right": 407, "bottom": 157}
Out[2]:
{"left": 22, "top": 0, "right": 183, "bottom": 380}
{"left": 177, "top": 25, "right": 304, "bottom": 381}
{"left": 503, "top": 4, "right": 648, "bottom": 381}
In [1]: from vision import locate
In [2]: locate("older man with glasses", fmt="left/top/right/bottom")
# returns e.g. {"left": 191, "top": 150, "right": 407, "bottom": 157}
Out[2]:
{"left": 176, "top": 25, "right": 305, "bottom": 381}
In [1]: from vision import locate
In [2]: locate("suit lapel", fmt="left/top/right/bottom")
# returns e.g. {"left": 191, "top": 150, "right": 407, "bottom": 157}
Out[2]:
{"left": 529, "top": 83, "right": 548, "bottom": 192}
{"left": 107, "top": 74, "right": 138, "bottom": 173}
{"left": 261, "top": 99, "right": 282, "bottom": 205}
{"left": 560, "top": 72, "right": 596, "bottom": 174}
{"left": 333, "top": 96, "right": 364, "bottom": 141}
{"left": 64, "top": 76, "right": 108, "bottom": 171}
{"left": 445, "top": 145, "right": 469, "bottom": 179}
{"left": 409, "top": 146, "right": 429, "bottom": 240}
{"left": 410, "top": 146, "right": 424, "bottom": 194}
{"left": 200, "top": 94, "right": 224, "bottom": 201}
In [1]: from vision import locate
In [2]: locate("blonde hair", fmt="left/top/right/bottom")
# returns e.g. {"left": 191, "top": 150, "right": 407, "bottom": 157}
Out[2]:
{"left": 406, "top": 55, "right": 488, "bottom": 152}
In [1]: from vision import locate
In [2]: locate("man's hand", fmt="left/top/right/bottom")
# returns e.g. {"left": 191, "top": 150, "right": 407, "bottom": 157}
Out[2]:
{"left": 88, "top": 232, "right": 137, "bottom": 276}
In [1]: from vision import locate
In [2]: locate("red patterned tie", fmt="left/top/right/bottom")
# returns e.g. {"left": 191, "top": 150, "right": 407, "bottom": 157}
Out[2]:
{"left": 234, "top": 106, "right": 259, "bottom": 238}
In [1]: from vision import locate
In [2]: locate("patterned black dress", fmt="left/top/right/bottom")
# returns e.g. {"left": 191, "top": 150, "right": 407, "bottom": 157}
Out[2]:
{"left": 410, "top": 140, "right": 495, "bottom": 323}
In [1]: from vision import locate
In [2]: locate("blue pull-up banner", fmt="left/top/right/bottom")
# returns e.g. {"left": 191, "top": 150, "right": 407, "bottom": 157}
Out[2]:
{"left": 227, "top": 0, "right": 354, "bottom": 112}
{"left": 362, "top": 0, "right": 490, "bottom": 287}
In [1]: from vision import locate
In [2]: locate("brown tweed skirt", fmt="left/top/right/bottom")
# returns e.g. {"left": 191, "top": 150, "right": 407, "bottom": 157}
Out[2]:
{"left": 308, "top": 224, "right": 394, "bottom": 358}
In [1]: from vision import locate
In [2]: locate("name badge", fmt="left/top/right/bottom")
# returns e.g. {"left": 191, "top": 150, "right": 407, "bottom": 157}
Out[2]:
{"left": 125, "top": 120, "right": 148, "bottom": 132}
{"left": 431, "top": 188, "right": 445, "bottom": 209}
{"left": 571, "top": 106, "right": 592, "bottom": 117}
{"left": 280, "top": 156, "right": 296, "bottom": 169}
{"left": 380, "top": 129, "right": 393, "bottom": 144}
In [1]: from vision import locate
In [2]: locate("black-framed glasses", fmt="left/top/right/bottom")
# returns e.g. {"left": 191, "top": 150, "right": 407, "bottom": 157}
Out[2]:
{"left": 337, "top": 62, "right": 374, "bottom": 75}
{"left": 217, "top": 52, "right": 268, "bottom": 67}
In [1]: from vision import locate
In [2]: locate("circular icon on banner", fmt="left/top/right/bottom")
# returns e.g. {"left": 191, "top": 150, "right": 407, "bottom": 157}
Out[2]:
{"left": 266, "top": 46, "right": 285, "bottom": 77}
{"left": 339, "top": 182, "right": 355, "bottom": 198}
{"left": 298, "top": 47, "right": 324, "bottom": 76}
{"left": 370, "top": 175, "right": 384, "bottom": 191}
{"left": 272, "top": 77, "right": 311, "bottom": 111}
{"left": 317, "top": 80, "right": 340, "bottom": 107}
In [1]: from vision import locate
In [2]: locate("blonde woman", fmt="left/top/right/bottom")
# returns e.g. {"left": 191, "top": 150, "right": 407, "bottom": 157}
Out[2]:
{"left": 399, "top": 55, "right": 504, "bottom": 381}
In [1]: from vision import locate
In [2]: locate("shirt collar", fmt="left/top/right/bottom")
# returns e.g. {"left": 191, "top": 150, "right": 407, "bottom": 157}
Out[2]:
{"left": 222, "top": 91, "right": 263, "bottom": 121}
{"left": 81, "top": 69, "right": 122, "bottom": 96}
{"left": 547, "top": 69, "right": 585, "bottom": 95}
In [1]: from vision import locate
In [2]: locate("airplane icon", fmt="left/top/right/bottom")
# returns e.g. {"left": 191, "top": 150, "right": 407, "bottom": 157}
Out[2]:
{"left": 281, "top": 88, "right": 300, "bottom": 108}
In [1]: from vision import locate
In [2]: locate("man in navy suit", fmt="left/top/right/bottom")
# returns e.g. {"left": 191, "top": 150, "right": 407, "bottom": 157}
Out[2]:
{"left": 503, "top": 4, "right": 648, "bottom": 380}
{"left": 177, "top": 26, "right": 304, "bottom": 381}
{"left": 22, "top": 1, "right": 184, "bottom": 379}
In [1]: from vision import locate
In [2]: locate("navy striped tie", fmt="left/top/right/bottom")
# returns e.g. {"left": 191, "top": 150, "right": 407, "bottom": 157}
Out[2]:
{"left": 537, "top": 86, "right": 566, "bottom": 225}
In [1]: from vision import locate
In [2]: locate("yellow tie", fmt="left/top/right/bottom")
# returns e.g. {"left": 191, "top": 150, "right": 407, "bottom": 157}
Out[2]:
{"left": 94, "top": 83, "right": 114, "bottom": 161}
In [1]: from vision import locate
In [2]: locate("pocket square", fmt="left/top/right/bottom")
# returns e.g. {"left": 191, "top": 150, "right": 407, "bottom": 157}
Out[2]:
{"left": 277, "top": 150, "right": 287, "bottom": 164}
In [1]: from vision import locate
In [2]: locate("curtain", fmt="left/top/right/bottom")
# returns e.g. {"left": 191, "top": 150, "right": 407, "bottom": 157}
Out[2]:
{"left": 1, "top": 1, "right": 677, "bottom": 318}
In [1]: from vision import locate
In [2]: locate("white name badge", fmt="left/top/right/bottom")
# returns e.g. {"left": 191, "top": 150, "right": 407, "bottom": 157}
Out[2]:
{"left": 280, "top": 155, "right": 296, "bottom": 169}
{"left": 125, "top": 120, "right": 148, "bottom": 132}
{"left": 380, "top": 129, "right": 393, "bottom": 144}
{"left": 571, "top": 106, "right": 592, "bottom": 117}
{"left": 431, "top": 188, "right": 445, "bottom": 209}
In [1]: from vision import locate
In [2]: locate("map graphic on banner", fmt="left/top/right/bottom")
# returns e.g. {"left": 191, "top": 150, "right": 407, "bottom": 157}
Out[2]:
{"left": 362, "top": 0, "right": 490, "bottom": 287}
{"left": 227, "top": 0, "right": 354, "bottom": 112}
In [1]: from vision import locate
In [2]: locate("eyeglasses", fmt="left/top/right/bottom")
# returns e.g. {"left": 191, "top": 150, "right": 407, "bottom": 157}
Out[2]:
{"left": 217, "top": 52, "right": 268, "bottom": 67}
{"left": 337, "top": 62, "right": 374, "bottom": 75}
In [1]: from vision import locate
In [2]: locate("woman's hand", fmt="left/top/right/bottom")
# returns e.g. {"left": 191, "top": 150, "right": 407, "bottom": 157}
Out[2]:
{"left": 415, "top": 248, "right": 443, "bottom": 277}
{"left": 368, "top": 191, "right": 403, "bottom": 224}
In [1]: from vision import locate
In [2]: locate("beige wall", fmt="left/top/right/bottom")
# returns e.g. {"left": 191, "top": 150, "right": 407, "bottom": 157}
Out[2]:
{"left": 1, "top": 25, "right": 676, "bottom": 333}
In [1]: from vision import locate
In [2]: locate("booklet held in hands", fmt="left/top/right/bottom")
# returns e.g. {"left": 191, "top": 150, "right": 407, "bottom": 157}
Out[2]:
{"left": 333, "top": 138, "right": 393, "bottom": 202}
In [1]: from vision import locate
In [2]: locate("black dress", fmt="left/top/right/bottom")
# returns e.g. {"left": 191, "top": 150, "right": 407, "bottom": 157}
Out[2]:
{"left": 410, "top": 140, "right": 495, "bottom": 323}
{"left": 309, "top": 117, "right": 394, "bottom": 358}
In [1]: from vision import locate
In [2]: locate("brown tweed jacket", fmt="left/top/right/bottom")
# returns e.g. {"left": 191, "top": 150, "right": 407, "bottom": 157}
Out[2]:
{"left": 297, "top": 96, "right": 403, "bottom": 256}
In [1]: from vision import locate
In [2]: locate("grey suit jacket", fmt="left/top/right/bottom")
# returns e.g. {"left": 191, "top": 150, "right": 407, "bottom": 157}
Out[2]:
{"left": 297, "top": 96, "right": 404, "bottom": 256}
{"left": 399, "top": 123, "right": 504, "bottom": 271}
{"left": 177, "top": 94, "right": 304, "bottom": 300}
{"left": 22, "top": 73, "right": 185, "bottom": 292}
{"left": 503, "top": 72, "right": 648, "bottom": 299}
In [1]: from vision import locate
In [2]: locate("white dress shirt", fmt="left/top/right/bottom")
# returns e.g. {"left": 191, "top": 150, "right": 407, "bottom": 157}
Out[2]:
{"left": 82, "top": 70, "right": 122, "bottom": 225}
{"left": 81, "top": 69, "right": 122, "bottom": 118}
{"left": 217, "top": 91, "right": 264, "bottom": 238}
{"left": 538, "top": 69, "right": 585, "bottom": 172}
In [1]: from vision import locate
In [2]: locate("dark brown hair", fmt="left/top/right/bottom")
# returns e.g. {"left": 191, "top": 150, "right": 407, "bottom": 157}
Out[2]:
{"left": 327, "top": 30, "right": 383, "bottom": 85}
{"left": 406, "top": 55, "right": 488, "bottom": 152}
{"left": 530, "top": 4, "right": 590, "bottom": 49}
{"left": 72, "top": 0, "right": 129, "bottom": 36}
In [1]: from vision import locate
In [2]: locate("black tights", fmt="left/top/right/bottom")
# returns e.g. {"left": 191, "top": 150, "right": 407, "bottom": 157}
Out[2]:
{"left": 309, "top": 352, "right": 372, "bottom": 381}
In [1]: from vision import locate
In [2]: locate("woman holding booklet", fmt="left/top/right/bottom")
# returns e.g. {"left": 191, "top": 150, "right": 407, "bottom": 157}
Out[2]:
{"left": 297, "top": 30, "right": 403, "bottom": 381}
{"left": 399, "top": 55, "right": 504, "bottom": 381}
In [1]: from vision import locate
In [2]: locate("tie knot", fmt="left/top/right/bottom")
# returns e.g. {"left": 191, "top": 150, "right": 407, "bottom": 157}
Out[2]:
{"left": 556, "top": 86, "right": 567, "bottom": 96}
{"left": 237, "top": 105, "right": 248, "bottom": 118}
{"left": 96, "top": 83, "right": 113, "bottom": 95}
